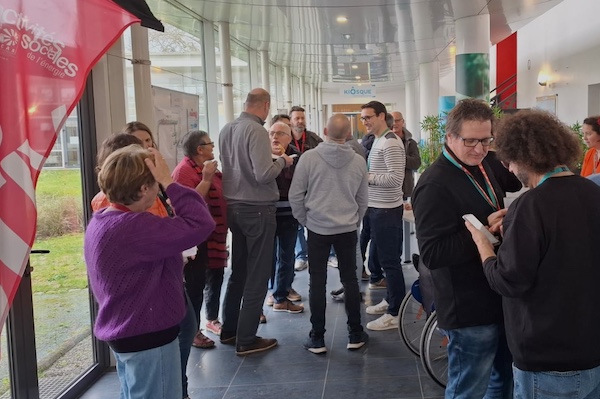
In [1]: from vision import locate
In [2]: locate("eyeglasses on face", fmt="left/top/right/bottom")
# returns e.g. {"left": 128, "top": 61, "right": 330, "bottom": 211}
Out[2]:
{"left": 199, "top": 141, "right": 214, "bottom": 146}
{"left": 269, "top": 131, "right": 290, "bottom": 137}
{"left": 458, "top": 136, "right": 494, "bottom": 147}
{"left": 394, "top": 119, "right": 404, "bottom": 123}
{"left": 360, "top": 114, "right": 377, "bottom": 122}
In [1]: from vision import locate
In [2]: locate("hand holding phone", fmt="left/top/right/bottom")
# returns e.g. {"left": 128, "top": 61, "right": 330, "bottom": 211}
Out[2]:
{"left": 462, "top": 214, "right": 500, "bottom": 245}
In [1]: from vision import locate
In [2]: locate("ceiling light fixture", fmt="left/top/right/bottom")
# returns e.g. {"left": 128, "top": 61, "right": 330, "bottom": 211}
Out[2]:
{"left": 346, "top": 48, "right": 355, "bottom": 55}
{"left": 336, "top": 16, "right": 348, "bottom": 23}
{"left": 343, "top": 34, "right": 351, "bottom": 40}
{"left": 355, "top": 75, "right": 361, "bottom": 79}
{"left": 538, "top": 71, "right": 549, "bottom": 86}
{"left": 351, "top": 65, "right": 358, "bottom": 69}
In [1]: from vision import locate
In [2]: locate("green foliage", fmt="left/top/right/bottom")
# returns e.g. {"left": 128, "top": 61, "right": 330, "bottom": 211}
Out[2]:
{"left": 569, "top": 122, "right": 586, "bottom": 172}
{"left": 418, "top": 114, "right": 445, "bottom": 172}
{"left": 36, "top": 170, "right": 84, "bottom": 239}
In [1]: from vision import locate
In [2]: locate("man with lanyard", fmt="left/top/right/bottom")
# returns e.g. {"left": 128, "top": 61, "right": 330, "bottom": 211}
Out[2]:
{"left": 360, "top": 101, "right": 406, "bottom": 331}
{"left": 412, "top": 98, "right": 512, "bottom": 399}
{"left": 290, "top": 105, "right": 324, "bottom": 272}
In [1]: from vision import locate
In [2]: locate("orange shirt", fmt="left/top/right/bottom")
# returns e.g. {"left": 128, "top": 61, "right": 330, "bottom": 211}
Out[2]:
{"left": 91, "top": 192, "right": 170, "bottom": 218}
{"left": 580, "top": 148, "right": 600, "bottom": 177}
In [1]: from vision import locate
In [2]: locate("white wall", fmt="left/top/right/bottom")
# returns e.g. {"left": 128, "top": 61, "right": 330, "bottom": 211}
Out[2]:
{"left": 516, "top": 0, "right": 600, "bottom": 124}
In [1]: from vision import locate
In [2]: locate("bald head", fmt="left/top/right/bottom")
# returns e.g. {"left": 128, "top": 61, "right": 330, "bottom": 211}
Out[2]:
{"left": 326, "top": 114, "right": 351, "bottom": 142}
{"left": 391, "top": 111, "right": 405, "bottom": 137}
{"left": 244, "top": 88, "right": 271, "bottom": 120}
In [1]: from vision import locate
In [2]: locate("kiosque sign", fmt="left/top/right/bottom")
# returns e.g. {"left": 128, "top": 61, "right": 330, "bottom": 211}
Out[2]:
{"left": 339, "top": 85, "right": 376, "bottom": 97}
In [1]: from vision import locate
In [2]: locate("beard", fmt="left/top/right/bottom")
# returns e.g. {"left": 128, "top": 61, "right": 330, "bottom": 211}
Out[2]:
{"left": 515, "top": 169, "right": 530, "bottom": 187}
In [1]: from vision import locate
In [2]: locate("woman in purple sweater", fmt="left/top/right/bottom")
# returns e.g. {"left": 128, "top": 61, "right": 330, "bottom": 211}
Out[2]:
{"left": 84, "top": 146, "right": 215, "bottom": 399}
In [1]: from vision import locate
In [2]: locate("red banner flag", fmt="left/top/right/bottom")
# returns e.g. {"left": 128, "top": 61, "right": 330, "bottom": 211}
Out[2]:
{"left": 0, "top": 0, "right": 140, "bottom": 332}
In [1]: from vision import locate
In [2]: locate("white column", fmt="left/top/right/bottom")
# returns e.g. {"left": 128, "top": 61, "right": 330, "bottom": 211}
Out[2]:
{"left": 283, "top": 67, "right": 292, "bottom": 109}
{"left": 405, "top": 79, "right": 420, "bottom": 141}
{"left": 260, "top": 50, "right": 270, "bottom": 90}
{"left": 249, "top": 50, "right": 259, "bottom": 88}
{"left": 130, "top": 24, "right": 153, "bottom": 126}
{"left": 419, "top": 61, "right": 440, "bottom": 140}
{"left": 203, "top": 22, "right": 219, "bottom": 134}
{"left": 218, "top": 22, "right": 234, "bottom": 123}
{"left": 455, "top": 14, "right": 490, "bottom": 100}
{"left": 92, "top": 37, "right": 127, "bottom": 145}
{"left": 299, "top": 76, "right": 306, "bottom": 107}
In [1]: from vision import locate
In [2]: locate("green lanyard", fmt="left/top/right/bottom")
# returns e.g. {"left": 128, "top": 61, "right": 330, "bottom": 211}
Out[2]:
{"left": 443, "top": 148, "right": 500, "bottom": 211}
{"left": 537, "top": 166, "right": 570, "bottom": 186}
{"left": 367, "top": 129, "right": 389, "bottom": 171}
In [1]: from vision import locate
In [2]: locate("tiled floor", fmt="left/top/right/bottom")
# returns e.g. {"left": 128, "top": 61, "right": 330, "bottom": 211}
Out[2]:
{"left": 80, "top": 234, "right": 444, "bottom": 399}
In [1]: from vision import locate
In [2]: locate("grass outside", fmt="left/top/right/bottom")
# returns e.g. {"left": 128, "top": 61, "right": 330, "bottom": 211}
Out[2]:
{"left": 32, "top": 233, "right": 87, "bottom": 294}
{"left": 34, "top": 169, "right": 87, "bottom": 294}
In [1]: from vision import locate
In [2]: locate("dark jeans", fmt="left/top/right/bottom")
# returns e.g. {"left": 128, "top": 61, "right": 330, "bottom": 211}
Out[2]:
{"left": 221, "top": 204, "right": 277, "bottom": 346}
{"left": 368, "top": 206, "right": 405, "bottom": 316}
{"left": 271, "top": 216, "right": 298, "bottom": 303}
{"left": 184, "top": 247, "right": 225, "bottom": 326}
{"left": 179, "top": 292, "right": 196, "bottom": 397}
{"left": 307, "top": 230, "right": 363, "bottom": 337}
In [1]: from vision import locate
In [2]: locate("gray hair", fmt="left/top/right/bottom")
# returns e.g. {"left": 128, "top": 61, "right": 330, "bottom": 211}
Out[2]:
{"left": 180, "top": 130, "right": 210, "bottom": 158}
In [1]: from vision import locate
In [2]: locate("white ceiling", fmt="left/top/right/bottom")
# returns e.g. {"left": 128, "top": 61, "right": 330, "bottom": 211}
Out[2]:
{"left": 146, "top": 0, "right": 563, "bottom": 89}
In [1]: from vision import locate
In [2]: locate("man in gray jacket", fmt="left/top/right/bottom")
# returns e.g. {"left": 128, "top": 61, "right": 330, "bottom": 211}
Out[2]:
{"left": 289, "top": 114, "right": 369, "bottom": 354}
{"left": 219, "top": 88, "right": 293, "bottom": 356}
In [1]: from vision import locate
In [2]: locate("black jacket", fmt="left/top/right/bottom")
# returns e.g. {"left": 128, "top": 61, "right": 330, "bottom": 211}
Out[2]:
{"left": 412, "top": 151, "right": 504, "bottom": 329}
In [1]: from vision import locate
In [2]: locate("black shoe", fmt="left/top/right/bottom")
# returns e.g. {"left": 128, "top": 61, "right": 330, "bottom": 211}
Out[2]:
{"left": 330, "top": 287, "right": 344, "bottom": 296}
{"left": 304, "top": 334, "right": 327, "bottom": 354}
{"left": 331, "top": 292, "right": 345, "bottom": 302}
{"left": 220, "top": 331, "right": 236, "bottom": 345}
{"left": 347, "top": 331, "right": 369, "bottom": 350}
{"left": 235, "top": 337, "right": 277, "bottom": 356}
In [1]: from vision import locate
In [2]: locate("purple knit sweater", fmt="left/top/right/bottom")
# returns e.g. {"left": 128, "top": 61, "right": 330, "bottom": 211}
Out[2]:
{"left": 84, "top": 183, "right": 215, "bottom": 342}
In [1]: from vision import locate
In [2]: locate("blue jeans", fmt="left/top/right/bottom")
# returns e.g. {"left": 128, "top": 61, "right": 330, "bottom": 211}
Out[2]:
{"left": 295, "top": 224, "right": 308, "bottom": 261}
{"left": 443, "top": 324, "right": 513, "bottom": 399}
{"left": 272, "top": 216, "right": 298, "bottom": 303}
{"left": 222, "top": 204, "right": 277, "bottom": 346}
{"left": 513, "top": 363, "right": 600, "bottom": 399}
{"left": 114, "top": 338, "right": 182, "bottom": 399}
{"left": 307, "top": 230, "right": 363, "bottom": 336}
{"left": 368, "top": 206, "right": 405, "bottom": 315}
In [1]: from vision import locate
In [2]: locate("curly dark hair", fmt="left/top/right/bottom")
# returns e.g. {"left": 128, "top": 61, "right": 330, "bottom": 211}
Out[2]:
{"left": 494, "top": 109, "right": 582, "bottom": 174}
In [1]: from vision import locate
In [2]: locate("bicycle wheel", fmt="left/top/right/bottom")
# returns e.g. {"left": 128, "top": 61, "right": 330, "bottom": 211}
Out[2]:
{"left": 398, "top": 292, "right": 427, "bottom": 356}
{"left": 420, "top": 312, "right": 448, "bottom": 388}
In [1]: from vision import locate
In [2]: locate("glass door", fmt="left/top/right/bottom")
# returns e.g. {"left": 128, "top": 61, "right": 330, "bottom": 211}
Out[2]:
{"left": 3, "top": 81, "right": 111, "bottom": 398}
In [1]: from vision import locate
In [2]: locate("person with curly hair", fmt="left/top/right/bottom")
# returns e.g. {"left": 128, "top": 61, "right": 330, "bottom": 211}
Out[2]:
{"left": 580, "top": 116, "right": 600, "bottom": 177}
{"left": 466, "top": 109, "right": 600, "bottom": 399}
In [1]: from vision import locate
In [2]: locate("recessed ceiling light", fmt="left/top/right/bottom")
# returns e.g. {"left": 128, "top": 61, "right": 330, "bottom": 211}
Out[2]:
{"left": 355, "top": 75, "right": 361, "bottom": 79}
{"left": 343, "top": 34, "right": 351, "bottom": 40}
{"left": 351, "top": 65, "right": 358, "bottom": 69}
{"left": 346, "top": 48, "right": 355, "bottom": 55}
{"left": 337, "top": 16, "right": 348, "bottom": 23}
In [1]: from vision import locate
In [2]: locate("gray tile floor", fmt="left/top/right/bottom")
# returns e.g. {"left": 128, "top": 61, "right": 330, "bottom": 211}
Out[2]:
{"left": 80, "top": 231, "right": 444, "bottom": 399}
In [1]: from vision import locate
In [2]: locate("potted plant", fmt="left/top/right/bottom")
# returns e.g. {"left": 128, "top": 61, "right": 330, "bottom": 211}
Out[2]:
{"left": 418, "top": 114, "right": 445, "bottom": 172}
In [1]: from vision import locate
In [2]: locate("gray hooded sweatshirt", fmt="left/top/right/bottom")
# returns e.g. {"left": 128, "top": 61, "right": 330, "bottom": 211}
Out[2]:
{"left": 289, "top": 142, "right": 368, "bottom": 235}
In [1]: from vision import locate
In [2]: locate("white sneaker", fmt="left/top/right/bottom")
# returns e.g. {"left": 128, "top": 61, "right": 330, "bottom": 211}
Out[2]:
{"left": 366, "top": 299, "right": 388, "bottom": 315}
{"left": 294, "top": 259, "right": 308, "bottom": 271}
{"left": 327, "top": 256, "right": 338, "bottom": 268}
{"left": 366, "top": 313, "right": 398, "bottom": 331}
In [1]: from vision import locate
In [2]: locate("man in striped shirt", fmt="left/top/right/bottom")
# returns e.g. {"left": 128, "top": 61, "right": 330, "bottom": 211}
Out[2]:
{"left": 360, "top": 101, "right": 407, "bottom": 331}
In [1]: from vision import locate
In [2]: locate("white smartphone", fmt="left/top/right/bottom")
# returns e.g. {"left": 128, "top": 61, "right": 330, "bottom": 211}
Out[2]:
{"left": 462, "top": 214, "right": 500, "bottom": 245}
